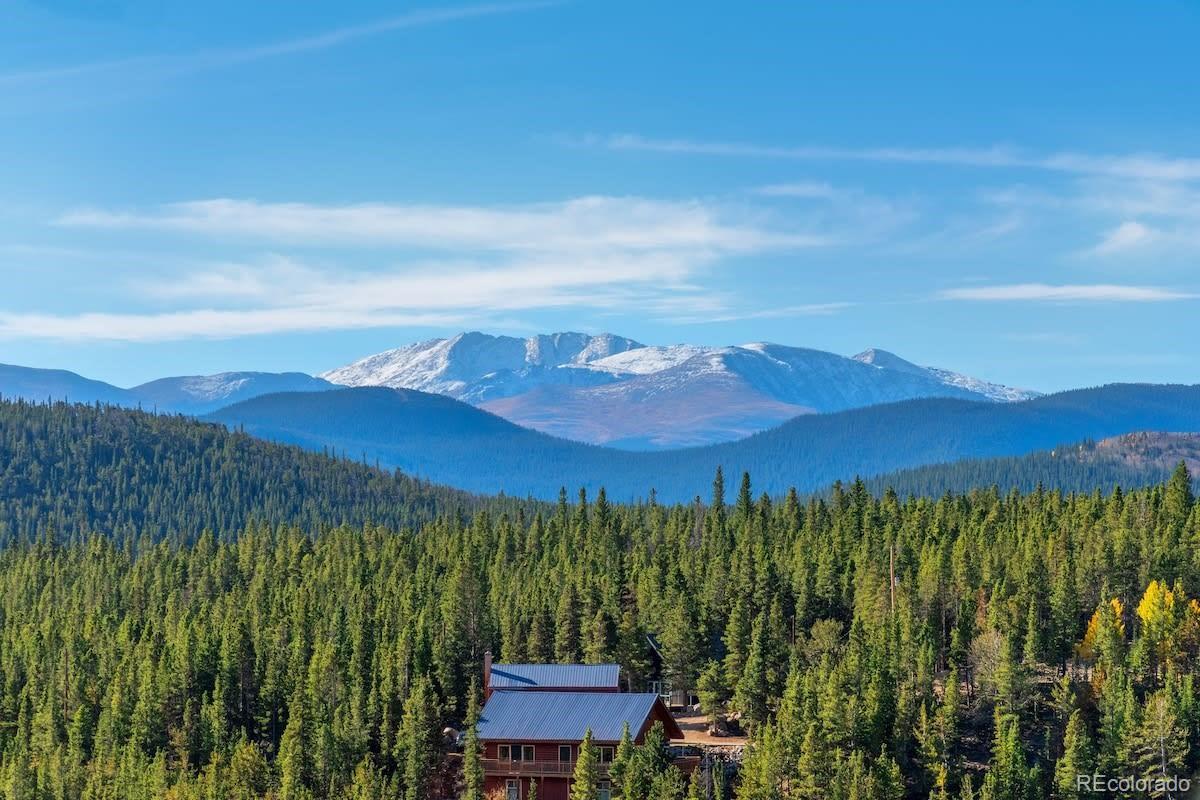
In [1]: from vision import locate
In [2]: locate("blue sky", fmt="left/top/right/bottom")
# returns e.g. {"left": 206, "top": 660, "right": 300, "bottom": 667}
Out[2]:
{"left": 2, "top": 1, "right": 1198, "bottom": 391}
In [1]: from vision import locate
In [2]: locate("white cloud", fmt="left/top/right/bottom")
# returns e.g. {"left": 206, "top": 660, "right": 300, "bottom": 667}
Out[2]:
{"left": 0, "top": 308, "right": 475, "bottom": 343}
{"left": 1089, "top": 221, "right": 1157, "bottom": 255}
{"left": 4, "top": 191, "right": 860, "bottom": 342}
{"left": 59, "top": 196, "right": 824, "bottom": 253}
{"left": 0, "top": 252, "right": 722, "bottom": 342}
{"left": 939, "top": 283, "right": 1195, "bottom": 303}
{"left": 596, "top": 133, "right": 1200, "bottom": 182}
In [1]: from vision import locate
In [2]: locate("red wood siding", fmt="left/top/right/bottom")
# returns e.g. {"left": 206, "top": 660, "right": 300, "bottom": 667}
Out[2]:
{"left": 484, "top": 776, "right": 570, "bottom": 800}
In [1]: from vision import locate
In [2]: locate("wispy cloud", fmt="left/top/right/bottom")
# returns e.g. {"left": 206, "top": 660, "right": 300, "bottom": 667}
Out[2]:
{"left": 10, "top": 193, "right": 842, "bottom": 342}
{"left": 752, "top": 182, "right": 840, "bottom": 199}
{"left": 677, "top": 302, "right": 856, "bottom": 324}
{"left": 0, "top": 308, "right": 475, "bottom": 342}
{"left": 939, "top": 283, "right": 1195, "bottom": 303}
{"left": 58, "top": 196, "right": 823, "bottom": 253}
{"left": 593, "top": 133, "right": 1200, "bottom": 182}
{"left": 1089, "top": 221, "right": 1158, "bottom": 255}
{"left": 0, "top": 254, "right": 709, "bottom": 342}
{"left": 0, "top": 2, "right": 557, "bottom": 87}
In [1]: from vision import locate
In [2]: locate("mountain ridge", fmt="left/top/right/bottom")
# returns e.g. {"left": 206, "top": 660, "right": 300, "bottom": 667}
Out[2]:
{"left": 0, "top": 363, "right": 337, "bottom": 415}
{"left": 323, "top": 331, "right": 1040, "bottom": 447}
{"left": 1, "top": 333, "right": 1041, "bottom": 449}
{"left": 206, "top": 382, "right": 1200, "bottom": 502}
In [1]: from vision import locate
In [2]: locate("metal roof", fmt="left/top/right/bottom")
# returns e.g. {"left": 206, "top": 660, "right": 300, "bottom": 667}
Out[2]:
{"left": 488, "top": 663, "right": 620, "bottom": 690}
{"left": 478, "top": 691, "right": 665, "bottom": 743}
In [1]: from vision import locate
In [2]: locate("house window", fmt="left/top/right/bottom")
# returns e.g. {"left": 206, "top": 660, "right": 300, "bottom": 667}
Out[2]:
{"left": 559, "top": 745, "right": 572, "bottom": 762}
{"left": 598, "top": 780, "right": 612, "bottom": 800}
{"left": 500, "top": 744, "right": 535, "bottom": 762}
{"left": 506, "top": 779, "right": 520, "bottom": 800}
{"left": 598, "top": 746, "right": 615, "bottom": 764}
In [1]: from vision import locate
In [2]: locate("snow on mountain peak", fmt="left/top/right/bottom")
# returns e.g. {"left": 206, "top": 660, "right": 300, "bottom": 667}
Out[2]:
{"left": 321, "top": 332, "right": 644, "bottom": 401}
{"left": 587, "top": 344, "right": 717, "bottom": 375}
{"left": 854, "top": 347, "right": 1040, "bottom": 402}
{"left": 321, "top": 332, "right": 1041, "bottom": 444}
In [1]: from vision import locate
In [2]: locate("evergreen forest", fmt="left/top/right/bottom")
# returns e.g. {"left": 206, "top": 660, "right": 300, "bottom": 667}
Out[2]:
{"left": 0, "top": 400, "right": 1197, "bottom": 798}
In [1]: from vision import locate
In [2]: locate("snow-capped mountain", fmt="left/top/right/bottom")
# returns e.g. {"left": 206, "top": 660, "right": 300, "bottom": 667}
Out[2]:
{"left": 852, "top": 348, "right": 1040, "bottom": 403}
{"left": 323, "top": 333, "right": 1040, "bottom": 448}
{"left": 0, "top": 365, "right": 335, "bottom": 415}
{"left": 130, "top": 372, "right": 336, "bottom": 415}
{"left": 322, "top": 331, "right": 642, "bottom": 403}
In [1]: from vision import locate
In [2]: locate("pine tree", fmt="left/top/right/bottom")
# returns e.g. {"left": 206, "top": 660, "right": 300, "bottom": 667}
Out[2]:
{"left": 1165, "top": 462, "right": 1194, "bottom": 531}
{"left": 570, "top": 729, "right": 600, "bottom": 800}
{"left": 278, "top": 687, "right": 310, "bottom": 800}
{"left": 583, "top": 608, "right": 613, "bottom": 664}
{"left": 610, "top": 722, "right": 634, "bottom": 795}
{"left": 982, "top": 713, "right": 1031, "bottom": 800}
{"left": 555, "top": 586, "right": 582, "bottom": 663}
{"left": 615, "top": 609, "right": 652, "bottom": 692}
{"left": 711, "top": 467, "right": 726, "bottom": 529}
{"left": 649, "top": 765, "right": 687, "bottom": 800}
{"left": 736, "top": 472, "right": 754, "bottom": 523}
{"left": 696, "top": 660, "right": 729, "bottom": 726}
{"left": 660, "top": 594, "right": 701, "bottom": 693}
{"left": 1053, "top": 710, "right": 1093, "bottom": 800}
{"left": 735, "top": 611, "right": 770, "bottom": 729}
{"left": 461, "top": 680, "right": 484, "bottom": 800}
{"left": 399, "top": 676, "right": 441, "bottom": 800}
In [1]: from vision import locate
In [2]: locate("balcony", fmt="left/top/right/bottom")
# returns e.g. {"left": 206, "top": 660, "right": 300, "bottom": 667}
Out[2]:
{"left": 482, "top": 759, "right": 611, "bottom": 778}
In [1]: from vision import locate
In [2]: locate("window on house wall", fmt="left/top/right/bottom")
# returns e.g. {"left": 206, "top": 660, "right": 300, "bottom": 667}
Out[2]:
{"left": 559, "top": 745, "right": 572, "bottom": 762}
{"left": 598, "top": 746, "right": 615, "bottom": 763}
{"left": 523, "top": 745, "right": 535, "bottom": 762}
{"left": 506, "top": 778, "right": 519, "bottom": 800}
{"left": 498, "top": 745, "right": 510, "bottom": 761}
{"left": 598, "top": 780, "right": 612, "bottom": 800}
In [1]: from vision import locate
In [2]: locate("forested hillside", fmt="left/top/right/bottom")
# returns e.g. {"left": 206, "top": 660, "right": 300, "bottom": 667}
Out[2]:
{"left": 0, "top": 461, "right": 1196, "bottom": 798}
{"left": 0, "top": 399, "right": 526, "bottom": 544}
{"left": 209, "top": 383, "right": 1200, "bottom": 501}
{"left": 860, "top": 432, "right": 1200, "bottom": 497}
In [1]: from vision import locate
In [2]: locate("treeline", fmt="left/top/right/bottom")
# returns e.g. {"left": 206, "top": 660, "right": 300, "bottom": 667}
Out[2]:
{"left": 0, "top": 399, "right": 533, "bottom": 545}
{"left": 0, "top": 461, "right": 1197, "bottom": 798}
{"left": 858, "top": 439, "right": 1175, "bottom": 498}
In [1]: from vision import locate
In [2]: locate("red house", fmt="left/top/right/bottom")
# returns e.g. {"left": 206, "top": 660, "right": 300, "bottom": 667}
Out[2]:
{"left": 478, "top": 658, "right": 683, "bottom": 800}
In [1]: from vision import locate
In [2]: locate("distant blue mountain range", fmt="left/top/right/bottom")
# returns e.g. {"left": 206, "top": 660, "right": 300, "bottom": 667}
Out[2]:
{"left": 0, "top": 364, "right": 334, "bottom": 415}
{"left": 205, "top": 383, "right": 1200, "bottom": 503}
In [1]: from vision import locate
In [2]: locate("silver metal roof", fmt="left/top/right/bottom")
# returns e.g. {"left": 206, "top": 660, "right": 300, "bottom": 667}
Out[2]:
{"left": 488, "top": 663, "right": 620, "bottom": 690}
{"left": 478, "top": 691, "right": 661, "bottom": 743}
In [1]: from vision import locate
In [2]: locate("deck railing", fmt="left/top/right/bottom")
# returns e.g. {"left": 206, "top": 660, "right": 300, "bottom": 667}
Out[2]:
{"left": 482, "top": 759, "right": 611, "bottom": 778}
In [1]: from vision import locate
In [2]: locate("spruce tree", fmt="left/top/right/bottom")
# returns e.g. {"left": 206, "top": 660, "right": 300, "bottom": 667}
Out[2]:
{"left": 735, "top": 611, "right": 771, "bottom": 729}
{"left": 570, "top": 729, "right": 600, "bottom": 800}
{"left": 1053, "top": 710, "right": 1093, "bottom": 799}
{"left": 461, "top": 680, "right": 483, "bottom": 800}
{"left": 278, "top": 687, "right": 310, "bottom": 800}
{"left": 555, "top": 586, "right": 582, "bottom": 663}
{"left": 609, "top": 722, "right": 634, "bottom": 795}
{"left": 399, "top": 676, "right": 440, "bottom": 800}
